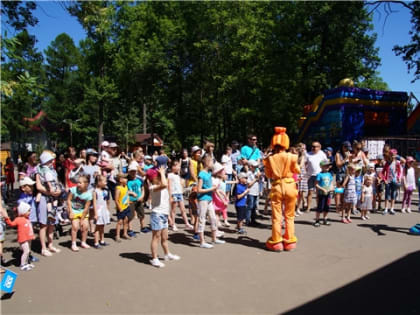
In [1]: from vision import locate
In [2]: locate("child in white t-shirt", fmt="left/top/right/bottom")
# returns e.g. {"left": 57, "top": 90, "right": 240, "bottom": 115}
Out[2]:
{"left": 147, "top": 167, "right": 180, "bottom": 268}
{"left": 168, "top": 161, "right": 193, "bottom": 231}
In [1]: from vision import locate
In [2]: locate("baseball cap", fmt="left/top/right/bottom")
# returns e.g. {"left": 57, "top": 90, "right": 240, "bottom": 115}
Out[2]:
{"left": 406, "top": 156, "right": 415, "bottom": 163}
{"left": 325, "top": 147, "right": 333, "bottom": 152}
{"left": 19, "top": 177, "right": 35, "bottom": 186}
{"left": 146, "top": 168, "right": 159, "bottom": 181}
{"left": 109, "top": 142, "right": 118, "bottom": 148}
{"left": 86, "top": 148, "right": 98, "bottom": 155}
{"left": 144, "top": 155, "right": 152, "bottom": 160}
{"left": 128, "top": 164, "right": 137, "bottom": 172}
{"left": 342, "top": 141, "right": 351, "bottom": 148}
{"left": 238, "top": 172, "right": 247, "bottom": 179}
{"left": 320, "top": 159, "right": 332, "bottom": 167}
{"left": 191, "top": 146, "right": 201, "bottom": 153}
{"left": 101, "top": 141, "right": 110, "bottom": 147}
{"left": 248, "top": 160, "right": 259, "bottom": 167}
{"left": 18, "top": 202, "right": 31, "bottom": 216}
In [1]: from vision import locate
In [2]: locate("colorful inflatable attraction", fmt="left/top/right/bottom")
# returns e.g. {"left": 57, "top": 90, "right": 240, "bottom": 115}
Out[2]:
{"left": 297, "top": 85, "right": 409, "bottom": 147}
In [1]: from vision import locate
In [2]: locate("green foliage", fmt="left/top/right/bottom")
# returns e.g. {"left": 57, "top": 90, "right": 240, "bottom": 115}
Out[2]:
{"left": 4, "top": 1, "right": 393, "bottom": 152}
{"left": 393, "top": 1, "right": 420, "bottom": 83}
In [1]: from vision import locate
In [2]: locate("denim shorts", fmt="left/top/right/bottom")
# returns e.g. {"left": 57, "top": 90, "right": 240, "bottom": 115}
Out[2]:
{"left": 385, "top": 182, "right": 399, "bottom": 201}
{"left": 150, "top": 212, "right": 168, "bottom": 231}
{"left": 172, "top": 193, "right": 183, "bottom": 202}
{"left": 117, "top": 207, "right": 130, "bottom": 220}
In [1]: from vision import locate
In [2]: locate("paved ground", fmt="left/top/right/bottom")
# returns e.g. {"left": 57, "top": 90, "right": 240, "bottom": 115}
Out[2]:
{"left": 2, "top": 194, "right": 420, "bottom": 314}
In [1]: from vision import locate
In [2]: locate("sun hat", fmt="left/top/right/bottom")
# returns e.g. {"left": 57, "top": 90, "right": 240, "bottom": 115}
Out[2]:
{"left": 19, "top": 177, "right": 35, "bottom": 186}
{"left": 40, "top": 150, "right": 55, "bottom": 165}
{"left": 17, "top": 202, "right": 31, "bottom": 216}
{"left": 212, "top": 163, "right": 224, "bottom": 174}
{"left": 146, "top": 168, "right": 159, "bottom": 181}
{"left": 101, "top": 141, "right": 110, "bottom": 147}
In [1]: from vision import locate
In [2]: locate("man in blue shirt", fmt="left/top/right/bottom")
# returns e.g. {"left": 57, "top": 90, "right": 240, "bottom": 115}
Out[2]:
{"left": 240, "top": 134, "right": 261, "bottom": 163}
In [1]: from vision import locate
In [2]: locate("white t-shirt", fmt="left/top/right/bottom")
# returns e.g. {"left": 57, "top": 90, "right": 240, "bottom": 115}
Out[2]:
{"left": 168, "top": 173, "right": 183, "bottom": 195}
{"left": 247, "top": 170, "right": 260, "bottom": 196}
{"left": 306, "top": 151, "right": 327, "bottom": 177}
{"left": 406, "top": 167, "right": 416, "bottom": 188}
{"left": 221, "top": 154, "right": 233, "bottom": 174}
{"left": 150, "top": 186, "right": 170, "bottom": 215}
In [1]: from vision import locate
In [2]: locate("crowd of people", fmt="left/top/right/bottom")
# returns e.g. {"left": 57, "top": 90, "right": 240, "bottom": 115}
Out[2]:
{"left": 0, "top": 136, "right": 418, "bottom": 271}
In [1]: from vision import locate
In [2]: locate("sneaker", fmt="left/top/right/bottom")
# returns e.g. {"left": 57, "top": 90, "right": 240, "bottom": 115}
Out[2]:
{"left": 127, "top": 231, "right": 137, "bottom": 237}
{"left": 185, "top": 224, "right": 194, "bottom": 230}
{"left": 382, "top": 209, "right": 388, "bottom": 215}
{"left": 341, "top": 218, "right": 349, "bottom": 224}
{"left": 389, "top": 209, "right": 396, "bottom": 215}
{"left": 172, "top": 225, "right": 178, "bottom": 232}
{"left": 407, "top": 208, "right": 411, "bottom": 213}
{"left": 42, "top": 249, "right": 53, "bottom": 256}
{"left": 99, "top": 241, "right": 110, "bottom": 246}
{"left": 150, "top": 258, "right": 165, "bottom": 268}
{"left": 81, "top": 242, "right": 90, "bottom": 249}
{"left": 362, "top": 216, "right": 366, "bottom": 220}
{"left": 192, "top": 233, "right": 200, "bottom": 241}
{"left": 141, "top": 227, "right": 151, "bottom": 233}
{"left": 223, "top": 221, "right": 231, "bottom": 227}
{"left": 48, "top": 246, "right": 61, "bottom": 253}
{"left": 216, "top": 230, "right": 224, "bottom": 238}
{"left": 93, "top": 244, "right": 102, "bottom": 249}
{"left": 401, "top": 208, "right": 406, "bottom": 213}
{"left": 164, "top": 253, "right": 181, "bottom": 261}
{"left": 200, "top": 242, "right": 214, "bottom": 249}
{"left": 71, "top": 244, "right": 80, "bottom": 252}
{"left": 313, "top": 221, "right": 321, "bottom": 227}
{"left": 296, "top": 210, "right": 302, "bottom": 216}
{"left": 365, "top": 215, "right": 370, "bottom": 220}
{"left": 237, "top": 228, "right": 246, "bottom": 234}
{"left": 20, "top": 264, "right": 34, "bottom": 271}
{"left": 323, "top": 219, "right": 331, "bottom": 226}
{"left": 346, "top": 217, "right": 352, "bottom": 223}
{"left": 213, "top": 238, "right": 226, "bottom": 244}
{"left": 29, "top": 255, "right": 39, "bottom": 263}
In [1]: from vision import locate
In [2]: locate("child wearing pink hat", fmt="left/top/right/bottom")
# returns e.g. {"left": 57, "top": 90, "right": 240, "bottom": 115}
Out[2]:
{"left": 402, "top": 156, "right": 416, "bottom": 213}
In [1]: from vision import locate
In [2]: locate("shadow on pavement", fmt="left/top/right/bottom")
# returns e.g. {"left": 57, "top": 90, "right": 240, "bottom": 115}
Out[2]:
{"left": 223, "top": 236, "right": 266, "bottom": 250}
{"left": 119, "top": 252, "right": 151, "bottom": 265}
{"left": 169, "top": 232, "right": 197, "bottom": 247}
{"left": 1, "top": 292, "right": 15, "bottom": 300}
{"left": 357, "top": 223, "right": 410, "bottom": 236}
{"left": 285, "top": 250, "right": 420, "bottom": 315}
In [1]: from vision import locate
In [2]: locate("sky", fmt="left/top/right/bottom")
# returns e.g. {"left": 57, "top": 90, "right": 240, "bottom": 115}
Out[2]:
{"left": 8, "top": 1, "right": 420, "bottom": 96}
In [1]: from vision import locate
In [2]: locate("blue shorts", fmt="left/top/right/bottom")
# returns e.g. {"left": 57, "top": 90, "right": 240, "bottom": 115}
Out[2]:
{"left": 235, "top": 206, "right": 247, "bottom": 222}
{"left": 172, "top": 194, "right": 183, "bottom": 202}
{"left": 150, "top": 212, "right": 168, "bottom": 231}
{"left": 385, "top": 182, "right": 399, "bottom": 201}
{"left": 117, "top": 207, "right": 130, "bottom": 220}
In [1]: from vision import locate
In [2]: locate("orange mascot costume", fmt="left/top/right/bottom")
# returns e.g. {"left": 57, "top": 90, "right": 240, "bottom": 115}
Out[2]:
{"left": 263, "top": 127, "right": 300, "bottom": 252}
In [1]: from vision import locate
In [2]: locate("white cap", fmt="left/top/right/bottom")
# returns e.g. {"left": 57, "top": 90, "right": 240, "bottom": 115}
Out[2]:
{"left": 17, "top": 202, "right": 31, "bottom": 216}
{"left": 238, "top": 172, "right": 248, "bottom": 179}
{"left": 128, "top": 164, "right": 137, "bottom": 172}
{"left": 248, "top": 160, "right": 258, "bottom": 167}
{"left": 19, "top": 177, "right": 35, "bottom": 187}
{"left": 101, "top": 141, "right": 110, "bottom": 147}
{"left": 212, "top": 162, "right": 224, "bottom": 174}
{"left": 144, "top": 155, "right": 152, "bottom": 160}
{"left": 191, "top": 146, "right": 201, "bottom": 153}
{"left": 109, "top": 142, "right": 118, "bottom": 148}
{"left": 40, "top": 151, "right": 55, "bottom": 165}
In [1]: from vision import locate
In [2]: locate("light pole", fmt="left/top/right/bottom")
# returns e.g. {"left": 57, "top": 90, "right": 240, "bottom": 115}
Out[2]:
{"left": 63, "top": 119, "right": 82, "bottom": 147}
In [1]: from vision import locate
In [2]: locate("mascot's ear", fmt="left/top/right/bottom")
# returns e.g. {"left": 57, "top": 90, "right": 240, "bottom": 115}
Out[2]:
{"left": 274, "top": 127, "right": 287, "bottom": 135}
